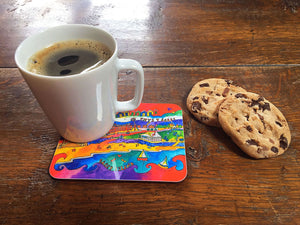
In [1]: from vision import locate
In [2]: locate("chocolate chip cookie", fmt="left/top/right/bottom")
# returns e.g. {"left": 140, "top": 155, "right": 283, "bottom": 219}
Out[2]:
{"left": 186, "top": 78, "right": 247, "bottom": 126}
{"left": 218, "top": 92, "right": 291, "bottom": 159}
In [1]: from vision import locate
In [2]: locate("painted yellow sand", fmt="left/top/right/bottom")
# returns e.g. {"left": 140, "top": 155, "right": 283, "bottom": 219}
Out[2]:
{"left": 55, "top": 139, "right": 184, "bottom": 163}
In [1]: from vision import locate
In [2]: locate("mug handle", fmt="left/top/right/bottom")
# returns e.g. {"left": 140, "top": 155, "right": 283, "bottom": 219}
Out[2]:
{"left": 115, "top": 58, "right": 144, "bottom": 112}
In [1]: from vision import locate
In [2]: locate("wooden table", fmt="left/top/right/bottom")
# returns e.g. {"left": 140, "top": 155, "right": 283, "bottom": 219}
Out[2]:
{"left": 1, "top": 1, "right": 299, "bottom": 224}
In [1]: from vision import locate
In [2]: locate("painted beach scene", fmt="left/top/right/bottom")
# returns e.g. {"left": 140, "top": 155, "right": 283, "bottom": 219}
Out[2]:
{"left": 49, "top": 103, "right": 187, "bottom": 182}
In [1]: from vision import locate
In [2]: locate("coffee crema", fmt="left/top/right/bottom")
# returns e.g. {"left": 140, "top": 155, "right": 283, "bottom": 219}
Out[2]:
{"left": 27, "top": 39, "right": 112, "bottom": 76}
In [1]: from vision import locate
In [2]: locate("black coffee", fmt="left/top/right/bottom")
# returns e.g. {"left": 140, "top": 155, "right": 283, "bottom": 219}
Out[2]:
{"left": 27, "top": 39, "right": 112, "bottom": 76}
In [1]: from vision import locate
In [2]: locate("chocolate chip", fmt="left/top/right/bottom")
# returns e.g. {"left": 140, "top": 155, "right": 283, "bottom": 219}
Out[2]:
{"left": 250, "top": 100, "right": 259, "bottom": 107}
{"left": 200, "top": 83, "right": 209, "bottom": 87}
{"left": 275, "top": 121, "right": 283, "bottom": 127}
{"left": 246, "top": 125, "right": 253, "bottom": 132}
{"left": 192, "top": 96, "right": 199, "bottom": 100}
{"left": 250, "top": 97, "right": 264, "bottom": 107}
{"left": 271, "top": 146, "right": 279, "bottom": 153}
{"left": 202, "top": 96, "right": 209, "bottom": 104}
{"left": 257, "top": 113, "right": 266, "bottom": 129}
{"left": 222, "top": 87, "right": 230, "bottom": 97}
{"left": 216, "top": 93, "right": 221, "bottom": 96}
{"left": 258, "top": 114, "right": 265, "bottom": 125}
{"left": 258, "top": 96, "right": 264, "bottom": 102}
{"left": 245, "top": 115, "right": 249, "bottom": 121}
{"left": 235, "top": 93, "right": 247, "bottom": 98}
{"left": 225, "top": 79, "right": 233, "bottom": 86}
{"left": 261, "top": 102, "right": 270, "bottom": 111}
{"left": 279, "top": 134, "right": 288, "bottom": 149}
{"left": 192, "top": 102, "right": 202, "bottom": 112}
{"left": 246, "top": 139, "right": 259, "bottom": 146}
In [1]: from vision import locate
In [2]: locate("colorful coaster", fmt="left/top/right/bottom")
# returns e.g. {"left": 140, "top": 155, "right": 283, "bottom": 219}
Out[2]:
{"left": 49, "top": 103, "right": 187, "bottom": 182}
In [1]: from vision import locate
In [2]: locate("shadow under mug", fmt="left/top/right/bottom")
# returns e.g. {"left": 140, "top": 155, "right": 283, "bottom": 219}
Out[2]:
{"left": 15, "top": 24, "right": 144, "bottom": 142}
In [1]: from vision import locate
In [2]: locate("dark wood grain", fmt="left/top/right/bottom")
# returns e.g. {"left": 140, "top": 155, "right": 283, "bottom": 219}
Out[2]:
{"left": 1, "top": 0, "right": 299, "bottom": 67}
{"left": 1, "top": 67, "right": 299, "bottom": 224}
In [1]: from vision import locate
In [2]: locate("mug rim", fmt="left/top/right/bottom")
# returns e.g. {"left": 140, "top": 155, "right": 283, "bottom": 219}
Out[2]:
{"left": 15, "top": 24, "right": 118, "bottom": 79}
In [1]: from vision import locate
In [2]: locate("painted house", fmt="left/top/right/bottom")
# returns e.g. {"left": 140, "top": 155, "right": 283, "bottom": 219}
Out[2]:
{"left": 141, "top": 132, "right": 162, "bottom": 142}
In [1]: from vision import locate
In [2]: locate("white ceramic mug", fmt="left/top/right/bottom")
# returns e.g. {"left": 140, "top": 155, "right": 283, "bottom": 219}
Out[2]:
{"left": 15, "top": 24, "right": 144, "bottom": 142}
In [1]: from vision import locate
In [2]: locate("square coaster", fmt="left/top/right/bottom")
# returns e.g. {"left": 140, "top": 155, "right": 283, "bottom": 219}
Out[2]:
{"left": 49, "top": 103, "right": 187, "bottom": 182}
